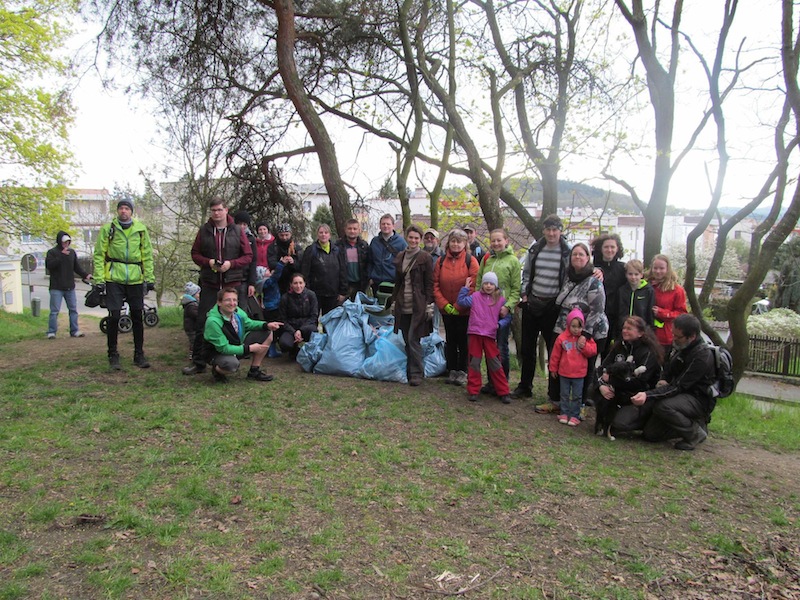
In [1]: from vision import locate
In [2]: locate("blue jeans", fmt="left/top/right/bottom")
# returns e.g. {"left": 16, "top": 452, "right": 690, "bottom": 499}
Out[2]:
{"left": 559, "top": 376, "right": 584, "bottom": 420}
{"left": 48, "top": 289, "right": 79, "bottom": 335}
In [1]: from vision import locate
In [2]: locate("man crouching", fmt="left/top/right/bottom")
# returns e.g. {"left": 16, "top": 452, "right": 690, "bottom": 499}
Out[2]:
{"left": 205, "top": 287, "right": 282, "bottom": 383}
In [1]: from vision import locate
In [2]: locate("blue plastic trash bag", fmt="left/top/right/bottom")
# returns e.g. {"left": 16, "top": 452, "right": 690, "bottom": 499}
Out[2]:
{"left": 422, "top": 330, "right": 447, "bottom": 377}
{"left": 297, "top": 332, "right": 327, "bottom": 372}
{"left": 314, "top": 301, "right": 375, "bottom": 376}
{"left": 359, "top": 328, "right": 408, "bottom": 383}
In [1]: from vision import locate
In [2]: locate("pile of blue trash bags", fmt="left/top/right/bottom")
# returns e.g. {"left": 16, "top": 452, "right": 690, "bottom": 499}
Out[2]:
{"left": 297, "top": 293, "right": 446, "bottom": 383}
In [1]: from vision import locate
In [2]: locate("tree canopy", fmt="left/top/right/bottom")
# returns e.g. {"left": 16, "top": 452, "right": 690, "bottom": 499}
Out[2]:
{"left": 0, "top": 0, "right": 76, "bottom": 241}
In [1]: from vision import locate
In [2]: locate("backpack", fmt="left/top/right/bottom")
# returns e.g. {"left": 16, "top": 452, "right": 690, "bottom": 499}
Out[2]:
{"left": 438, "top": 252, "right": 472, "bottom": 270}
{"left": 708, "top": 343, "right": 735, "bottom": 398}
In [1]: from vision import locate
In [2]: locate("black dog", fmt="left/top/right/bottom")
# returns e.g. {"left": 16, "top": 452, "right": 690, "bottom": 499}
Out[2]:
{"left": 594, "top": 357, "right": 647, "bottom": 440}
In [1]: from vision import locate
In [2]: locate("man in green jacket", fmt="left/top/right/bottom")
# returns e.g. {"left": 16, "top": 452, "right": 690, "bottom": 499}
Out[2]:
{"left": 204, "top": 287, "right": 282, "bottom": 383}
{"left": 93, "top": 198, "right": 155, "bottom": 371}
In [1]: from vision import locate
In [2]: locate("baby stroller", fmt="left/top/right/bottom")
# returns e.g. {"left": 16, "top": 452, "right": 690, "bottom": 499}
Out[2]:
{"left": 99, "top": 301, "right": 159, "bottom": 333}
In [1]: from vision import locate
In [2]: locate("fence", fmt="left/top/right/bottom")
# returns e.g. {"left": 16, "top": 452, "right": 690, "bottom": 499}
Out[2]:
{"left": 747, "top": 336, "right": 800, "bottom": 378}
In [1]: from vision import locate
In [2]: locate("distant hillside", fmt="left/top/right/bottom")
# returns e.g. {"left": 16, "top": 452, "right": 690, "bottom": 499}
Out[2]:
{"left": 508, "top": 178, "right": 640, "bottom": 214}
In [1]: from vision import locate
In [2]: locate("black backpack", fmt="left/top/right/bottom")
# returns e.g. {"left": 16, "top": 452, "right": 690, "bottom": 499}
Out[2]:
{"left": 708, "top": 343, "right": 735, "bottom": 398}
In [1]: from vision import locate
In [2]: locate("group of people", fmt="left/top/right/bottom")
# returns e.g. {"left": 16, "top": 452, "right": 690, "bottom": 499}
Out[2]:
{"left": 46, "top": 198, "right": 714, "bottom": 450}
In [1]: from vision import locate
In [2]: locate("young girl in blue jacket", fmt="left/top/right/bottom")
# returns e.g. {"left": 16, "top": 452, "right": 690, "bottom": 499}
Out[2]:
{"left": 457, "top": 271, "right": 513, "bottom": 404}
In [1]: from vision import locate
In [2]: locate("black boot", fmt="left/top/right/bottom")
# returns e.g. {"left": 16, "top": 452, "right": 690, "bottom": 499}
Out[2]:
{"left": 134, "top": 352, "right": 151, "bottom": 369}
{"left": 109, "top": 352, "right": 121, "bottom": 371}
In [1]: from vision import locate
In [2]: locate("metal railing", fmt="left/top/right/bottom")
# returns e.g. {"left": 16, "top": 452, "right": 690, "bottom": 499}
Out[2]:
{"left": 748, "top": 336, "right": 800, "bottom": 378}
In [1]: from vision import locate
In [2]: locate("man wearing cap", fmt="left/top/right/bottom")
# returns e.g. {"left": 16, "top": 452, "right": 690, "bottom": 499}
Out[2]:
{"left": 368, "top": 213, "right": 407, "bottom": 296}
{"left": 267, "top": 223, "right": 304, "bottom": 294}
{"left": 46, "top": 230, "right": 91, "bottom": 339}
{"left": 182, "top": 197, "right": 253, "bottom": 376}
{"left": 93, "top": 198, "right": 155, "bottom": 370}
{"left": 423, "top": 228, "right": 443, "bottom": 259}
{"left": 512, "top": 214, "right": 571, "bottom": 404}
{"left": 464, "top": 224, "right": 484, "bottom": 262}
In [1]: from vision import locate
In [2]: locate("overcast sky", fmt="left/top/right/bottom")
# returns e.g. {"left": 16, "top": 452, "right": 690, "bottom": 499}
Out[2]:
{"left": 67, "top": 2, "right": 782, "bottom": 211}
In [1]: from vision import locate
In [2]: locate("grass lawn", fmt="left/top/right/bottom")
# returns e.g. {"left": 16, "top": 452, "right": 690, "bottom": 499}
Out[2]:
{"left": 0, "top": 308, "right": 798, "bottom": 599}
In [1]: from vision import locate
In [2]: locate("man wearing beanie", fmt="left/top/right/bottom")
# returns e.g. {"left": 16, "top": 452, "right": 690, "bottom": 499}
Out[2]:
{"left": 93, "top": 197, "right": 155, "bottom": 370}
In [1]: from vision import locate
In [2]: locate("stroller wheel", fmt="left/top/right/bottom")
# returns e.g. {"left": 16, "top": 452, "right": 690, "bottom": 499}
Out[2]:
{"left": 118, "top": 316, "right": 133, "bottom": 333}
{"left": 144, "top": 312, "right": 159, "bottom": 327}
{"left": 99, "top": 317, "right": 109, "bottom": 334}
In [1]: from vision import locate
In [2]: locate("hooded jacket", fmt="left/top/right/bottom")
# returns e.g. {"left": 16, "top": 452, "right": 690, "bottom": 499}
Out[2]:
{"left": 203, "top": 305, "right": 269, "bottom": 358}
{"left": 46, "top": 231, "right": 89, "bottom": 291}
{"left": 268, "top": 236, "right": 304, "bottom": 292}
{"left": 367, "top": 230, "right": 407, "bottom": 284}
{"left": 457, "top": 286, "right": 512, "bottom": 338}
{"left": 476, "top": 244, "right": 521, "bottom": 312}
{"left": 616, "top": 279, "right": 655, "bottom": 339}
{"left": 652, "top": 282, "right": 688, "bottom": 346}
{"left": 278, "top": 288, "right": 319, "bottom": 337}
{"left": 301, "top": 240, "right": 348, "bottom": 297}
{"left": 645, "top": 336, "right": 716, "bottom": 416}
{"left": 549, "top": 308, "right": 598, "bottom": 378}
{"left": 93, "top": 219, "right": 154, "bottom": 285}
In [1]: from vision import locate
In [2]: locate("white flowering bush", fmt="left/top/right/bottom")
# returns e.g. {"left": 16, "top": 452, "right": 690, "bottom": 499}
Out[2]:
{"left": 747, "top": 308, "right": 800, "bottom": 340}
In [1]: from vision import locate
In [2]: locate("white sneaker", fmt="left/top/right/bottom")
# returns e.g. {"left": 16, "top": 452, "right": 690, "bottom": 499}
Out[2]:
{"left": 46, "top": 333, "right": 56, "bottom": 339}
{"left": 71, "top": 331, "right": 85, "bottom": 338}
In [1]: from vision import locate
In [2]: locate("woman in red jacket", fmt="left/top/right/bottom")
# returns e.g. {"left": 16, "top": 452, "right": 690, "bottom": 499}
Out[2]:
{"left": 647, "top": 254, "right": 687, "bottom": 355}
{"left": 433, "top": 228, "right": 479, "bottom": 386}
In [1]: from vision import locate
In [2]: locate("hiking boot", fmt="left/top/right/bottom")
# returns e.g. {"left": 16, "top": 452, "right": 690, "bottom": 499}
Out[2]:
{"left": 446, "top": 370, "right": 457, "bottom": 385}
{"left": 468, "top": 394, "right": 479, "bottom": 402}
{"left": 409, "top": 377, "right": 422, "bottom": 386}
{"left": 109, "top": 353, "right": 122, "bottom": 371}
{"left": 247, "top": 369, "right": 274, "bottom": 382}
{"left": 211, "top": 367, "right": 228, "bottom": 384}
{"left": 182, "top": 364, "right": 206, "bottom": 375}
{"left": 499, "top": 395, "right": 511, "bottom": 405}
{"left": 455, "top": 371, "right": 468, "bottom": 386}
{"left": 675, "top": 424, "right": 707, "bottom": 451}
{"left": 534, "top": 401, "right": 559, "bottom": 414}
{"left": 510, "top": 385, "right": 532, "bottom": 399}
{"left": 134, "top": 353, "right": 151, "bottom": 369}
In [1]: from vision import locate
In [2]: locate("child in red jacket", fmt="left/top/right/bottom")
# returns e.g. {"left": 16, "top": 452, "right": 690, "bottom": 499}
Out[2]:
{"left": 549, "top": 307, "right": 598, "bottom": 426}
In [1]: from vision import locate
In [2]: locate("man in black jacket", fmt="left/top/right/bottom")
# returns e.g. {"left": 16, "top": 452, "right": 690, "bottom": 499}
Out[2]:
{"left": 335, "top": 218, "right": 370, "bottom": 300}
{"left": 632, "top": 314, "right": 716, "bottom": 451}
{"left": 46, "top": 231, "right": 91, "bottom": 339}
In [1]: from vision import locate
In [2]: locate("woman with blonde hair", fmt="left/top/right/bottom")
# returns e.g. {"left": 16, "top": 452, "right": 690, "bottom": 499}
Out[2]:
{"left": 647, "top": 254, "right": 687, "bottom": 355}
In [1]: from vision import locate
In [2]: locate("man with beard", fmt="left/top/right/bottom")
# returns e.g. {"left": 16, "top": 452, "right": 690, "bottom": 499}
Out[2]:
{"left": 631, "top": 314, "right": 716, "bottom": 451}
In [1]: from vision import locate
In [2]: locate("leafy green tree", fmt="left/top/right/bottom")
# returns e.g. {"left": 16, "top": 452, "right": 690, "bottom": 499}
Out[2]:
{"left": 0, "top": 0, "right": 76, "bottom": 241}
{"left": 312, "top": 204, "right": 335, "bottom": 232}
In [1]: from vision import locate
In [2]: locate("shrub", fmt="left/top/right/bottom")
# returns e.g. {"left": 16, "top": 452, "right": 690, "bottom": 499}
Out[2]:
{"left": 747, "top": 308, "right": 800, "bottom": 340}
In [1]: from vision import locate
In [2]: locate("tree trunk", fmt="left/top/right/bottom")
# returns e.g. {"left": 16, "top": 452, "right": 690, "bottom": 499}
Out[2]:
{"left": 272, "top": 0, "right": 350, "bottom": 238}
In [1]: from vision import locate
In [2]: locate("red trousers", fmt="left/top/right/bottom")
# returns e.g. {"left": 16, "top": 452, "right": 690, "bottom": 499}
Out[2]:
{"left": 467, "top": 334, "right": 510, "bottom": 395}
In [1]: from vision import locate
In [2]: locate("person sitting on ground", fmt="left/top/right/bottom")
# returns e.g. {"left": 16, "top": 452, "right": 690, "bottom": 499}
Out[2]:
{"left": 549, "top": 308, "right": 598, "bottom": 427}
{"left": 277, "top": 273, "right": 319, "bottom": 355}
{"left": 593, "top": 315, "right": 663, "bottom": 434}
{"left": 203, "top": 287, "right": 282, "bottom": 383}
{"left": 256, "top": 259, "right": 287, "bottom": 357}
{"left": 457, "top": 271, "right": 512, "bottom": 404}
{"left": 181, "top": 282, "right": 201, "bottom": 360}
{"left": 631, "top": 314, "right": 716, "bottom": 451}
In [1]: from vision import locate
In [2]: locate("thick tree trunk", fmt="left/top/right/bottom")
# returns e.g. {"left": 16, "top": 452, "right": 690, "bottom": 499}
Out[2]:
{"left": 273, "top": 0, "right": 350, "bottom": 238}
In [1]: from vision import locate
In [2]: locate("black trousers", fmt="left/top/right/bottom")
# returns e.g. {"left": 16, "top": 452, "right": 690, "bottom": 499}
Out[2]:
{"left": 441, "top": 313, "right": 469, "bottom": 372}
{"left": 642, "top": 393, "right": 706, "bottom": 443}
{"left": 518, "top": 301, "right": 560, "bottom": 400}
{"left": 105, "top": 282, "right": 145, "bottom": 356}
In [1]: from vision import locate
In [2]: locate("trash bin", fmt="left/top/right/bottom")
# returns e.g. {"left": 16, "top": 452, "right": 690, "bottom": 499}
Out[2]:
{"left": 31, "top": 296, "right": 41, "bottom": 317}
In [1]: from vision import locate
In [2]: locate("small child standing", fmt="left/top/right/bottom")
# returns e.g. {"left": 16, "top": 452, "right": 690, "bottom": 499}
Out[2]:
{"left": 181, "top": 282, "right": 201, "bottom": 360}
{"left": 615, "top": 259, "right": 655, "bottom": 341}
{"left": 549, "top": 307, "right": 598, "bottom": 426}
{"left": 457, "top": 271, "right": 513, "bottom": 404}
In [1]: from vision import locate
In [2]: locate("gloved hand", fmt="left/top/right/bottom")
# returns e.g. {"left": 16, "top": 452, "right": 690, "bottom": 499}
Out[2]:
{"left": 444, "top": 303, "right": 460, "bottom": 316}
{"left": 96, "top": 283, "right": 106, "bottom": 295}
{"left": 146, "top": 282, "right": 156, "bottom": 292}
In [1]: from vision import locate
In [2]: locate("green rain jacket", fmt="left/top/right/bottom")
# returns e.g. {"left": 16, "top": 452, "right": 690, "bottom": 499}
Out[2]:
{"left": 93, "top": 218, "right": 154, "bottom": 285}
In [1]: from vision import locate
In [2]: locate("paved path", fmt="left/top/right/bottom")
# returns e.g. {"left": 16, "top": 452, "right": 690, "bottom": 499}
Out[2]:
{"left": 736, "top": 373, "right": 800, "bottom": 405}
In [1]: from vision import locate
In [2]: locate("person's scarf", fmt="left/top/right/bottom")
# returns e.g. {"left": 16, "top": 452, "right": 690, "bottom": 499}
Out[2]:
{"left": 567, "top": 261, "right": 594, "bottom": 283}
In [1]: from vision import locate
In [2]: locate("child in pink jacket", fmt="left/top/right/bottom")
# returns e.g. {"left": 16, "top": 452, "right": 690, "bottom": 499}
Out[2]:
{"left": 549, "top": 307, "right": 598, "bottom": 426}
{"left": 457, "top": 271, "right": 513, "bottom": 404}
